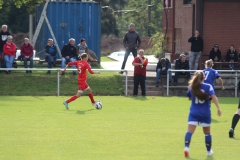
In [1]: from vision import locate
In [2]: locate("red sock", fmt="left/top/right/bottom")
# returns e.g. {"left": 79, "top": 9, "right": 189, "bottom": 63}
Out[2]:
{"left": 66, "top": 95, "right": 78, "bottom": 103}
{"left": 88, "top": 93, "right": 95, "bottom": 103}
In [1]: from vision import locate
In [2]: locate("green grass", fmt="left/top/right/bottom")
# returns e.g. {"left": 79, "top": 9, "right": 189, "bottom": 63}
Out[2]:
{"left": 0, "top": 71, "right": 123, "bottom": 96}
{"left": 0, "top": 96, "right": 240, "bottom": 160}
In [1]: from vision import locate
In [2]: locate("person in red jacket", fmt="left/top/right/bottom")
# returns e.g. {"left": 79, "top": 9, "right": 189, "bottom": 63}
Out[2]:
{"left": 3, "top": 35, "right": 16, "bottom": 74}
{"left": 20, "top": 38, "right": 34, "bottom": 73}
{"left": 132, "top": 49, "right": 148, "bottom": 96}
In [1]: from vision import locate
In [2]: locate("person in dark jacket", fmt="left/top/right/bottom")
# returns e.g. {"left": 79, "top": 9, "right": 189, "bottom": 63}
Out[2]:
{"left": 45, "top": 38, "right": 57, "bottom": 74}
{"left": 121, "top": 23, "right": 141, "bottom": 73}
{"left": 209, "top": 44, "right": 221, "bottom": 62}
{"left": 0, "top": 24, "right": 11, "bottom": 70}
{"left": 0, "top": 25, "right": 11, "bottom": 53}
{"left": 20, "top": 38, "right": 34, "bottom": 73}
{"left": 155, "top": 58, "right": 172, "bottom": 87}
{"left": 61, "top": 38, "right": 77, "bottom": 75}
{"left": 188, "top": 30, "right": 204, "bottom": 70}
{"left": 226, "top": 45, "right": 238, "bottom": 69}
{"left": 174, "top": 54, "right": 190, "bottom": 86}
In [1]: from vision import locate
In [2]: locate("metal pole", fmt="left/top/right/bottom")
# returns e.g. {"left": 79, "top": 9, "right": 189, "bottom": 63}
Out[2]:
{"left": 125, "top": 70, "right": 128, "bottom": 96}
{"left": 29, "top": 15, "right": 33, "bottom": 43}
{"left": 148, "top": 0, "right": 151, "bottom": 37}
{"left": 167, "top": 69, "right": 169, "bottom": 96}
{"left": 235, "top": 70, "right": 238, "bottom": 98}
{"left": 57, "top": 70, "right": 60, "bottom": 96}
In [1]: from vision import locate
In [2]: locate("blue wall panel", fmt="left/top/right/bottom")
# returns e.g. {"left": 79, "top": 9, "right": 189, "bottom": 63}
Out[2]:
{"left": 35, "top": 2, "right": 101, "bottom": 61}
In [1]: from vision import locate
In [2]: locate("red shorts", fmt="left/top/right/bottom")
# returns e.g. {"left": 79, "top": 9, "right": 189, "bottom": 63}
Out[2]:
{"left": 78, "top": 80, "right": 90, "bottom": 93}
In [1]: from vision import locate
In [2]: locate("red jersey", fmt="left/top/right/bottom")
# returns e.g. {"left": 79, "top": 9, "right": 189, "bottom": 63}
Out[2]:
{"left": 68, "top": 60, "right": 94, "bottom": 81}
{"left": 132, "top": 56, "right": 148, "bottom": 76}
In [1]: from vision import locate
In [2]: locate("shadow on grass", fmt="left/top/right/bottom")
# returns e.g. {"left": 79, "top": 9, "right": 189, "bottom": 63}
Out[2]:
{"left": 75, "top": 109, "right": 95, "bottom": 115}
{"left": 205, "top": 156, "right": 214, "bottom": 160}
{"left": 124, "top": 96, "right": 148, "bottom": 101}
{"left": 211, "top": 118, "right": 227, "bottom": 123}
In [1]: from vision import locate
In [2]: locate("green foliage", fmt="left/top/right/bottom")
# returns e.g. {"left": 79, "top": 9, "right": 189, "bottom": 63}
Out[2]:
{"left": 0, "top": 0, "right": 43, "bottom": 33}
{"left": 0, "top": 96, "right": 239, "bottom": 159}
{"left": 94, "top": 0, "right": 128, "bottom": 37}
{"left": 116, "top": 0, "right": 163, "bottom": 38}
{"left": 149, "top": 31, "right": 167, "bottom": 58}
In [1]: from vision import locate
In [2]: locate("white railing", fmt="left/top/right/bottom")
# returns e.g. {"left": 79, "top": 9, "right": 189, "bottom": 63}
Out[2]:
{"left": 167, "top": 69, "right": 239, "bottom": 97}
{"left": 0, "top": 68, "right": 128, "bottom": 96}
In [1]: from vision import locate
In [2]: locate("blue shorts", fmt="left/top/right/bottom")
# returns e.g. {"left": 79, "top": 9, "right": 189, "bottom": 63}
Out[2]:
{"left": 188, "top": 113, "right": 211, "bottom": 127}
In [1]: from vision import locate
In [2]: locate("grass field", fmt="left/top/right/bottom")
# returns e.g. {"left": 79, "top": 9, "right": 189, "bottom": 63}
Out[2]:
{"left": 0, "top": 96, "right": 240, "bottom": 160}
{"left": 0, "top": 71, "right": 123, "bottom": 96}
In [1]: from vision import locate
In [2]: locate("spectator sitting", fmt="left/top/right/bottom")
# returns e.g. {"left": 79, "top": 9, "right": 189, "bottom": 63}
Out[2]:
{"left": 209, "top": 44, "right": 221, "bottom": 62}
{"left": 3, "top": 35, "right": 16, "bottom": 74}
{"left": 45, "top": 38, "right": 57, "bottom": 74}
{"left": 226, "top": 45, "right": 238, "bottom": 70}
{"left": 20, "top": 38, "right": 34, "bottom": 73}
{"left": 76, "top": 38, "right": 96, "bottom": 62}
{"left": 61, "top": 38, "right": 77, "bottom": 75}
{"left": 173, "top": 54, "right": 190, "bottom": 86}
{"left": 155, "top": 58, "right": 172, "bottom": 87}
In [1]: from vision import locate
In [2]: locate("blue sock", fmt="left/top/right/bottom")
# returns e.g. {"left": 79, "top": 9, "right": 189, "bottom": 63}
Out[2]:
{"left": 205, "top": 134, "right": 212, "bottom": 151}
{"left": 184, "top": 131, "right": 192, "bottom": 148}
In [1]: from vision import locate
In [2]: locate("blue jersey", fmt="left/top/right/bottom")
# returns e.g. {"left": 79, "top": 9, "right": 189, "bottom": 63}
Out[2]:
{"left": 186, "top": 83, "right": 215, "bottom": 121}
{"left": 203, "top": 68, "right": 220, "bottom": 88}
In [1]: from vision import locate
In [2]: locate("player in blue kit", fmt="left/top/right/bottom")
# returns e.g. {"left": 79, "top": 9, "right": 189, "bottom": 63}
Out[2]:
{"left": 203, "top": 59, "right": 224, "bottom": 90}
{"left": 184, "top": 71, "right": 221, "bottom": 158}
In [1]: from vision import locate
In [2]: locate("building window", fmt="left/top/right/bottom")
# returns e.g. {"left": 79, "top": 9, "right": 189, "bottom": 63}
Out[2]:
{"left": 183, "top": 0, "right": 192, "bottom": 5}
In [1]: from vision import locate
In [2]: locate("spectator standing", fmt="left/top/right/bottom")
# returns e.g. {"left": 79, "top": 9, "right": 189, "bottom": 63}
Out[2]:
{"left": 121, "top": 23, "right": 141, "bottom": 73}
{"left": 226, "top": 45, "right": 238, "bottom": 69}
{"left": 20, "top": 38, "right": 34, "bottom": 73}
{"left": 188, "top": 30, "right": 204, "bottom": 70}
{"left": 3, "top": 35, "right": 16, "bottom": 74}
{"left": 0, "top": 25, "right": 11, "bottom": 70}
{"left": 132, "top": 49, "right": 148, "bottom": 96}
{"left": 45, "top": 38, "right": 57, "bottom": 74}
{"left": 209, "top": 44, "right": 221, "bottom": 62}
{"left": 0, "top": 25, "right": 11, "bottom": 53}
{"left": 155, "top": 58, "right": 172, "bottom": 87}
{"left": 61, "top": 38, "right": 77, "bottom": 75}
{"left": 174, "top": 54, "right": 190, "bottom": 86}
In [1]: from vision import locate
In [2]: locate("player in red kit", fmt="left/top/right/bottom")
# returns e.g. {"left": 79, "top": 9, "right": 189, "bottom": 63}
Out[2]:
{"left": 62, "top": 53, "right": 100, "bottom": 109}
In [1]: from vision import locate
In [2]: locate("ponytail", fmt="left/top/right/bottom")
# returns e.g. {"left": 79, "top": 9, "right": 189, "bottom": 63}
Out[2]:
{"left": 188, "top": 71, "right": 209, "bottom": 101}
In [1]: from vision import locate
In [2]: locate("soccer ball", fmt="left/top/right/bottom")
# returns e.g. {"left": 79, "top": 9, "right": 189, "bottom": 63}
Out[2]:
{"left": 95, "top": 101, "right": 102, "bottom": 109}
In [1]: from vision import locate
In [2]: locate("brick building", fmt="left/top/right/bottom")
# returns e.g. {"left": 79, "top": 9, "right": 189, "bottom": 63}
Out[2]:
{"left": 162, "top": 0, "right": 240, "bottom": 69}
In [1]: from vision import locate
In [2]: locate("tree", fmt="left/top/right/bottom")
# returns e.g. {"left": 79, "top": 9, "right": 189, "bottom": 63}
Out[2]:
{"left": 94, "top": 0, "right": 128, "bottom": 37}
{"left": 117, "top": 0, "right": 162, "bottom": 37}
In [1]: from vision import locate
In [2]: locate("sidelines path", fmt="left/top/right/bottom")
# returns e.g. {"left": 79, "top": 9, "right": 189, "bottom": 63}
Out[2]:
{"left": 101, "top": 54, "right": 158, "bottom": 77}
